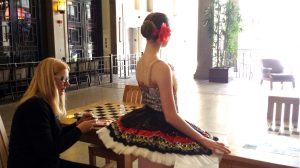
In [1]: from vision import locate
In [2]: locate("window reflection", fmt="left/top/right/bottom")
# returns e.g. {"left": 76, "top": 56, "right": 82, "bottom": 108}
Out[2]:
{"left": 69, "top": 5, "right": 75, "bottom": 17}
{"left": 67, "top": 1, "right": 97, "bottom": 61}
{"left": 17, "top": 0, "right": 33, "bottom": 44}
{"left": 1, "top": 0, "right": 10, "bottom": 21}
{"left": 67, "top": 2, "right": 80, "bottom": 22}
{"left": 0, "top": 0, "right": 39, "bottom": 63}
{"left": 0, "top": 0, "right": 10, "bottom": 54}
{"left": 86, "top": 5, "right": 90, "bottom": 19}
{"left": 17, "top": 0, "right": 30, "bottom": 20}
{"left": 68, "top": 28, "right": 82, "bottom": 45}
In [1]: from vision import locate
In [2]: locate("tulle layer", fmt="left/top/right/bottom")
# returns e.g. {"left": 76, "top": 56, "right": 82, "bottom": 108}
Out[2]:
{"left": 97, "top": 127, "right": 221, "bottom": 167}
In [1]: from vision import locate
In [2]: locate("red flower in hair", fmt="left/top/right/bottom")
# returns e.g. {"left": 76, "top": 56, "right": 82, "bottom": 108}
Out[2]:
{"left": 152, "top": 23, "right": 171, "bottom": 44}
{"left": 158, "top": 23, "right": 171, "bottom": 44}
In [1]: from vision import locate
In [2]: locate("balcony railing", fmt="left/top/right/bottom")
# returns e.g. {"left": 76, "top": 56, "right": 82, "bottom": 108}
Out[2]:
{"left": 0, "top": 54, "right": 140, "bottom": 103}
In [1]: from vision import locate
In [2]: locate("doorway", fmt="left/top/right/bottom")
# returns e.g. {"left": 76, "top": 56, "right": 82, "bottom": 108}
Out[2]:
{"left": 67, "top": 0, "right": 102, "bottom": 61}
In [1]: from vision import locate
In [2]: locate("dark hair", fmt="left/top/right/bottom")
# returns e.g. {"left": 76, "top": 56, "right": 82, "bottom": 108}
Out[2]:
{"left": 141, "top": 12, "right": 169, "bottom": 42}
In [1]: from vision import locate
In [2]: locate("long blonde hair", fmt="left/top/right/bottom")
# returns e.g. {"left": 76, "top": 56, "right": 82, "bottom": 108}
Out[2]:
{"left": 19, "top": 57, "right": 70, "bottom": 117}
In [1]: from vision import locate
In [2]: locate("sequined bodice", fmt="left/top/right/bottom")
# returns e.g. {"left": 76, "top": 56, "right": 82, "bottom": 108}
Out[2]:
{"left": 139, "top": 85, "right": 177, "bottom": 112}
{"left": 136, "top": 58, "right": 178, "bottom": 112}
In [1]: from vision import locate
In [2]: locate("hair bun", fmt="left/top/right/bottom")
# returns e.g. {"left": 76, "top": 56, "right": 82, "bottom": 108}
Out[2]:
{"left": 141, "top": 20, "right": 157, "bottom": 41}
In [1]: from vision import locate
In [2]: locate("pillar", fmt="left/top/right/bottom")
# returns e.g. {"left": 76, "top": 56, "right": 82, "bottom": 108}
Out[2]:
{"left": 194, "top": 0, "right": 212, "bottom": 80}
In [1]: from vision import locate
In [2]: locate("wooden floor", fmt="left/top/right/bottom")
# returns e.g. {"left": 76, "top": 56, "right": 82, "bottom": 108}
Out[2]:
{"left": 1, "top": 74, "right": 299, "bottom": 167}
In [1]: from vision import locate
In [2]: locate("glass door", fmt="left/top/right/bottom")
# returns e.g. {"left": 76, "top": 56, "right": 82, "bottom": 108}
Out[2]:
{"left": 67, "top": 0, "right": 99, "bottom": 62}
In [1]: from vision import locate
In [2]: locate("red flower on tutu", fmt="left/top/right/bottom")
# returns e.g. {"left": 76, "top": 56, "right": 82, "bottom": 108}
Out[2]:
{"left": 152, "top": 22, "right": 171, "bottom": 44}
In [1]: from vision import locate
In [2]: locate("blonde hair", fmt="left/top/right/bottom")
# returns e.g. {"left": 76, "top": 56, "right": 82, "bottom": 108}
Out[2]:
{"left": 19, "top": 57, "right": 70, "bottom": 117}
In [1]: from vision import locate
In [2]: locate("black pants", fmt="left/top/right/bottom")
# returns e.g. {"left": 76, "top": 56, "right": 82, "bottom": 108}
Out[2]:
{"left": 60, "top": 159, "right": 98, "bottom": 168}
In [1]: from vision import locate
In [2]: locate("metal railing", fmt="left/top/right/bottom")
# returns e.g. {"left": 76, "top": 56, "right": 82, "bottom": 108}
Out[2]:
{"left": 236, "top": 49, "right": 254, "bottom": 79}
{"left": 111, "top": 54, "right": 138, "bottom": 79}
{"left": 0, "top": 54, "right": 140, "bottom": 103}
{"left": 0, "top": 62, "right": 39, "bottom": 101}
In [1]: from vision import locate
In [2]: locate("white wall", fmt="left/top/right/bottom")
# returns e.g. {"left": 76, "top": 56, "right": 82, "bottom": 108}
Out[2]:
{"left": 52, "top": 0, "right": 68, "bottom": 60}
{"left": 102, "top": 0, "right": 112, "bottom": 56}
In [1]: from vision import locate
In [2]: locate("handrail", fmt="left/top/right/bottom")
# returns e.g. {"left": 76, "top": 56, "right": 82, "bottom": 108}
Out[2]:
{"left": 0, "top": 62, "right": 39, "bottom": 66}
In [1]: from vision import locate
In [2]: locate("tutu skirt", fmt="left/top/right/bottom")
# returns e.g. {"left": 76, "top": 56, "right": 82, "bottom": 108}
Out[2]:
{"left": 98, "top": 106, "right": 221, "bottom": 167}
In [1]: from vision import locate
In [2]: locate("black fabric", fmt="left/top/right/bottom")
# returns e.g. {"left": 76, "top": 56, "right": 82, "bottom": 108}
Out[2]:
{"left": 59, "top": 159, "right": 97, "bottom": 168}
{"left": 122, "top": 106, "right": 205, "bottom": 137}
{"left": 8, "top": 96, "right": 93, "bottom": 168}
{"left": 107, "top": 106, "right": 215, "bottom": 155}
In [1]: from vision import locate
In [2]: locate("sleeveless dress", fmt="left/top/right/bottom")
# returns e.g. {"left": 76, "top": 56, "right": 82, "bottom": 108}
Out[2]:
{"left": 98, "top": 60, "right": 220, "bottom": 167}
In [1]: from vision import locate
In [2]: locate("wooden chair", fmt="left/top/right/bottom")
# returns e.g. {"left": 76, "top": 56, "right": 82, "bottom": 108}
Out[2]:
{"left": 68, "top": 62, "right": 79, "bottom": 89}
{"left": 0, "top": 115, "right": 9, "bottom": 168}
{"left": 122, "top": 85, "right": 142, "bottom": 105}
{"left": 88, "top": 60, "right": 102, "bottom": 85}
{"left": 78, "top": 61, "right": 91, "bottom": 87}
{"left": 88, "top": 85, "right": 142, "bottom": 167}
{"left": 11, "top": 66, "right": 30, "bottom": 100}
{"left": 0, "top": 68, "right": 12, "bottom": 100}
{"left": 267, "top": 96, "right": 299, "bottom": 135}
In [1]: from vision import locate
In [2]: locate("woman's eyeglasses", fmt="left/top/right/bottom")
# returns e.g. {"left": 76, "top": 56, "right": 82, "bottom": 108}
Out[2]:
{"left": 55, "top": 76, "right": 70, "bottom": 84}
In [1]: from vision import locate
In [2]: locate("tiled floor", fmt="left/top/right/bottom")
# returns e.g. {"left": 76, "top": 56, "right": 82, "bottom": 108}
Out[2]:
{"left": 1, "top": 74, "right": 299, "bottom": 167}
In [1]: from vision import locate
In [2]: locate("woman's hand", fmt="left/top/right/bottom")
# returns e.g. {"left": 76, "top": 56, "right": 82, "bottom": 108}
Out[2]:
{"left": 76, "top": 119, "right": 97, "bottom": 133}
{"left": 201, "top": 137, "right": 231, "bottom": 155}
{"left": 94, "top": 119, "right": 112, "bottom": 126}
{"left": 76, "top": 112, "right": 94, "bottom": 125}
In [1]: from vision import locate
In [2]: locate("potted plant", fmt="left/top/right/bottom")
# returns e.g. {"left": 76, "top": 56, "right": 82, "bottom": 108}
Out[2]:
{"left": 204, "top": 0, "right": 242, "bottom": 83}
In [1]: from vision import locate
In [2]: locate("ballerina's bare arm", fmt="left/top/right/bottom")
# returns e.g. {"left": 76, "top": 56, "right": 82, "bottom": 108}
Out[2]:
{"left": 152, "top": 61, "right": 231, "bottom": 154}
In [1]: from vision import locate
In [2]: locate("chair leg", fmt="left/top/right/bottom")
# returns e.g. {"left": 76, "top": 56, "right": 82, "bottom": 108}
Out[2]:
{"left": 98, "top": 74, "right": 102, "bottom": 85}
{"left": 102, "top": 162, "right": 116, "bottom": 168}
{"left": 292, "top": 80, "right": 295, "bottom": 88}
{"left": 88, "top": 145, "right": 111, "bottom": 167}
{"left": 87, "top": 75, "right": 91, "bottom": 87}
{"left": 75, "top": 77, "right": 79, "bottom": 89}
{"left": 260, "top": 79, "right": 263, "bottom": 85}
{"left": 88, "top": 147, "right": 97, "bottom": 166}
{"left": 270, "top": 81, "right": 273, "bottom": 90}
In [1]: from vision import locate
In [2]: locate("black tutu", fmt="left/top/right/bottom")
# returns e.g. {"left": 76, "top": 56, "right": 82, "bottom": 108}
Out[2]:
{"left": 98, "top": 106, "right": 220, "bottom": 166}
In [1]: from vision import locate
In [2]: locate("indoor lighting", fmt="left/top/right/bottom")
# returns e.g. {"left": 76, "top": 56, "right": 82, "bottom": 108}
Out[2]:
{"left": 56, "top": 0, "right": 66, "bottom": 14}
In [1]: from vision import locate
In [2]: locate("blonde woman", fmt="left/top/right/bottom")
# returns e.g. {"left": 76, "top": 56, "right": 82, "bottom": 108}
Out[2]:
{"left": 98, "top": 13, "right": 230, "bottom": 168}
{"left": 8, "top": 58, "right": 97, "bottom": 168}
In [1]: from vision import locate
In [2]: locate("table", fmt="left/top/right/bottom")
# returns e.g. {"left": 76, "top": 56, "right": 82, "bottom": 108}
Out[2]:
{"left": 63, "top": 100, "right": 300, "bottom": 168}
{"left": 62, "top": 100, "right": 142, "bottom": 125}
{"left": 62, "top": 100, "right": 142, "bottom": 168}
{"left": 220, "top": 133, "right": 300, "bottom": 168}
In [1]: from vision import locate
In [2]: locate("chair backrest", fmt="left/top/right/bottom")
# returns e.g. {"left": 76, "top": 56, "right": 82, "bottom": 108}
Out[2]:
{"left": 78, "top": 61, "right": 89, "bottom": 72}
{"left": 88, "top": 60, "right": 99, "bottom": 71}
{"left": 0, "top": 115, "right": 8, "bottom": 168}
{"left": 0, "top": 69, "right": 10, "bottom": 82}
{"left": 15, "top": 67, "right": 28, "bottom": 80}
{"left": 261, "top": 59, "right": 283, "bottom": 73}
{"left": 267, "top": 96, "right": 299, "bottom": 134}
{"left": 30, "top": 64, "right": 38, "bottom": 79}
{"left": 122, "top": 85, "right": 142, "bottom": 105}
{"left": 68, "top": 62, "right": 77, "bottom": 73}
